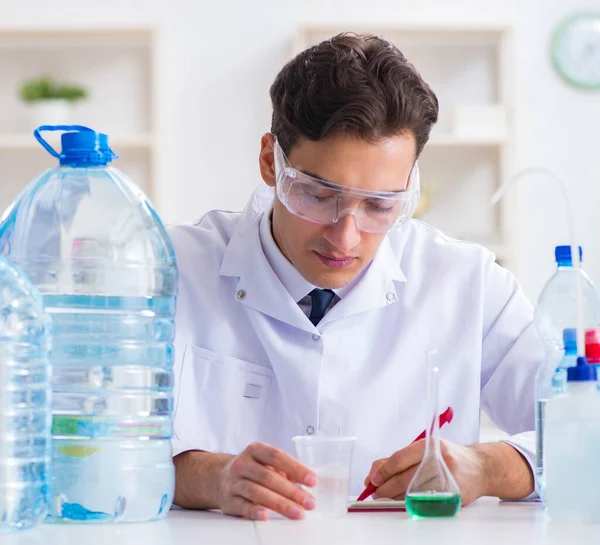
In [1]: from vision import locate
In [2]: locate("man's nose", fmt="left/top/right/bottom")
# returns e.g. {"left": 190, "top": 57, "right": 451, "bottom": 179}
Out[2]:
{"left": 322, "top": 212, "right": 362, "bottom": 253}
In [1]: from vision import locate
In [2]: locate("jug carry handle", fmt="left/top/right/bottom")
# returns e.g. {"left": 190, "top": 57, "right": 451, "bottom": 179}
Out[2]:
{"left": 33, "top": 125, "right": 96, "bottom": 158}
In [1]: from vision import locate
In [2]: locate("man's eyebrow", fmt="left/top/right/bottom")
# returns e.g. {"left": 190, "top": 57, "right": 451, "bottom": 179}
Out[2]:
{"left": 294, "top": 166, "right": 410, "bottom": 194}
{"left": 300, "top": 169, "right": 334, "bottom": 185}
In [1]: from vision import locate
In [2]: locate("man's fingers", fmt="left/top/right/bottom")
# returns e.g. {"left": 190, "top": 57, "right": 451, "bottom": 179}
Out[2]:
{"left": 239, "top": 459, "right": 315, "bottom": 510}
{"left": 249, "top": 442, "right": 317, "bottom": 486}
{"left": 266, "top": 465, "right": 287, "bottom": 478}
{"left": 372, "top": 465, "right": 419, "bottom": 500}
{"left": 222, "top": 495, "right": 269, "bottom": 521}
{"left": 374, "top": 460, "right": 441, "bottom": 500}
{"left": 221, "top": 443, "right": 317, "bottom": 521}
{"left": 364, "top": 458, "right": 388, "bottom": 486}
{"left": 371, "top": 441, "right": 426, "bottom": 486}
{"left": 233, "top": 479, "right": 306, "bottom": 520}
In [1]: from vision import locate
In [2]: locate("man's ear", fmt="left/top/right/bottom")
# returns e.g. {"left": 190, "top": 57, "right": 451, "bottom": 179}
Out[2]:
{"left": 259, "top": 133, "right": 276, "bottom": 187}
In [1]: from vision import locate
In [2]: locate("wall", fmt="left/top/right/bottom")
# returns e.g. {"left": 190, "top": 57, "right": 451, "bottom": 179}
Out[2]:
{"left": 1, "top": 0, "right": 598, "bottom": 301}
{"left": 513, "top": 0, "right": 600, "bottom": 299}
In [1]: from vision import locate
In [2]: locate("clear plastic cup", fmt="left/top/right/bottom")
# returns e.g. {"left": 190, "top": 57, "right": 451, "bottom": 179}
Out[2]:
{"left": 292, "top": 436, "right": 357, "bottom": 519}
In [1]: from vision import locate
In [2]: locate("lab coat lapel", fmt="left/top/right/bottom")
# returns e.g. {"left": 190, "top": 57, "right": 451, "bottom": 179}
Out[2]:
{"left": 219, "top": 194, "right": 314, "bottom": 333}
{"left": 319, "top": 236, "right": 407, "bottom": 327}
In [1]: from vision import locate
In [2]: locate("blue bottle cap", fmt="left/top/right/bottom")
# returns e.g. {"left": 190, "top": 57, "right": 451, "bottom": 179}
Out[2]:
{"left": 567, "top": 356, "right": 597, "bottom": 382}
{"left": 563, "top": 328, "right": 578, "bottom": 355}
{"left": 33, "top": 125, "right": 117, "bottom": 167}
{"left": 60, "top": 130, "right": 116, "bottom": 166}
{"left": 555, "top": 245, "right": 583, "bottom": 266}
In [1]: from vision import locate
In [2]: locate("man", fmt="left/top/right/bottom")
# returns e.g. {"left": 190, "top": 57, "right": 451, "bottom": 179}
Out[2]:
{"left": 170, "top": 33, "right": 543, "bottom": 521}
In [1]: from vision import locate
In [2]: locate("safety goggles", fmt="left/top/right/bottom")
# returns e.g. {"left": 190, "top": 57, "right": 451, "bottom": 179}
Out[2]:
{"left": 273, "top": 138, "right": 419, "bottom": 233}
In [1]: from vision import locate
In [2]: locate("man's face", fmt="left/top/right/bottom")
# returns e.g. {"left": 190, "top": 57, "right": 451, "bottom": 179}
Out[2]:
{"left": 259, "top": 132, "right": 417, "bottom": 289}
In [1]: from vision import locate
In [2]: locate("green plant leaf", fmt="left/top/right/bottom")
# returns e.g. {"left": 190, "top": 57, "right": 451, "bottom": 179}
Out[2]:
{"left": 19, "top": 76, "right": 88, "bottom": 103}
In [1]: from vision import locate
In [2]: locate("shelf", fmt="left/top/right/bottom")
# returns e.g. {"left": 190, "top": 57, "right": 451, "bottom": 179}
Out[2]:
{"left": 295, "top": 25, "right": 509, "bottom": 52}
{"left": 292, "top": 24, "right": 515, "bottom": 269}
{"left": 427, "top": 133, "right": 506, "bottom": 147}
{"left": 0, "top": 133, "right": 503, "bottom": 150}
{"left": 0, "top": 133, "right": 154, "bottom": 151}
{"left": 0, "top": 27, "right": 154, "bottom": 50}
{"left": 0, "top": 26, "right": 157, "bottom": 211}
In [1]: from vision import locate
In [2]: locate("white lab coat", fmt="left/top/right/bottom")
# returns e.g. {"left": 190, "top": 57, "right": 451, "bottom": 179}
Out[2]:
{"left": 169, "top": 187, "right": 543, "bottom": 496}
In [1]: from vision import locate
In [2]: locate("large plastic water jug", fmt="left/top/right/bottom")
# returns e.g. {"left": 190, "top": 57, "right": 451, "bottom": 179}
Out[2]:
{"left": 0, "top": 256, "right": 51, "bottom": 532}
{"left": 0, "top": 125, "right": 178, "bottom": 523}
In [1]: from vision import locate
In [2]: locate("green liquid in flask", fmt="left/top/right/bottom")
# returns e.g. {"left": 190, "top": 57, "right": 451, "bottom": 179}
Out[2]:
{"left": 406, "top": 492, "right": 461, "bottom": 518}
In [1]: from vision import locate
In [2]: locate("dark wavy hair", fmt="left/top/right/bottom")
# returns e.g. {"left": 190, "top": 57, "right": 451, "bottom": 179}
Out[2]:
{"left": 270, "top": 33, "right": 439, "bottom": 158}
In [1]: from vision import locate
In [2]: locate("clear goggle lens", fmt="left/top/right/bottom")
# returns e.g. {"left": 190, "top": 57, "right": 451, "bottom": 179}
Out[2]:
{"left": 273, "top": 139, "right": 419, "bottom": 233}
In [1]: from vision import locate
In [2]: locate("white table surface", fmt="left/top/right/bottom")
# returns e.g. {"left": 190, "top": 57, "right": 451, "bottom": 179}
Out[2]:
{"left": 2, "top": 498, "right": 596, "bottom": 545}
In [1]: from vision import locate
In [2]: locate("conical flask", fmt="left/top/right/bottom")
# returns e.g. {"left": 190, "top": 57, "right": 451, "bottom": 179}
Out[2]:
{"left": 405, "top": 350, "right": 461, "bottom": 518}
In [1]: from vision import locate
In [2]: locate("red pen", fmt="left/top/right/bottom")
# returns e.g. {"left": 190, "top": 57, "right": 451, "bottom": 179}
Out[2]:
{"left": 356, "top": 406, "right": 454, "bottom": 502}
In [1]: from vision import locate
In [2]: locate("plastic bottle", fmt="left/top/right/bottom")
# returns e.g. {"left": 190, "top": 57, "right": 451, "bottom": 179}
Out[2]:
{"left": 534, "top": 329, "right": 572, "bottom": 502}
{"left": 533, "top": 246, "right": 600, "bottom": 500}
{"left": 545, "top": 331, "right": 600, "bottom": 523}
{"left": 534, "top": 246, "right": 600, "bottom": 368}
{"left": 0, "top": 125, "right": 178, "bottom": 523}
{"left": 0, "top": 257, "right": 51, "bottom": 532}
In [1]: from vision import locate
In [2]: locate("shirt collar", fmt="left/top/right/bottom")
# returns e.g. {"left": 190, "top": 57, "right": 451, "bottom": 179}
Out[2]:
{"left": 259, "top": 208, "right": 370, "bottom": 303}
{"left": 259, "top": 208, "right": 315, "bottom": 303}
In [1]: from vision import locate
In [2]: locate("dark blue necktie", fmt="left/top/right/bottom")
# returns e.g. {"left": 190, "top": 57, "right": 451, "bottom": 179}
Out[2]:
{"left": 309, "top": 289, "right": 336, "bottom": 326}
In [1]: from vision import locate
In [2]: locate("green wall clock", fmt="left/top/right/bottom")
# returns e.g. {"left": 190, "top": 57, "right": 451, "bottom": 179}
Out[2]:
{"left": 551, "top": 12, "right": 600, "bottom": 89}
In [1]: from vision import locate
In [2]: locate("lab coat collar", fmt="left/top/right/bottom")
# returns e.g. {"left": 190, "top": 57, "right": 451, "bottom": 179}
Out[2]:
{"left": 258, "top": 206, "right": 316, "bottom": 304}
{"left": 258, "top": 207, "right": 367, "bottom": 305}
{"left": 220, "top": 187, "right": 313, "bottom": 332}
{"left": 220, "top": 186, "right": 407, "bottom": 331}
{"left": 316, "top": 234, "right": 406, "bottom": 329}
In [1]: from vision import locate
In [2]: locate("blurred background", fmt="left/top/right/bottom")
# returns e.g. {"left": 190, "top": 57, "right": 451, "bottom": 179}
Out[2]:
{"left": 0, "top": 0, "right": 599, "bottom": 304}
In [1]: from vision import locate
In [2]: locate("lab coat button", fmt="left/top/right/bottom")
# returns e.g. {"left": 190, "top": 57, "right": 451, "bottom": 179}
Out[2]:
{"left": 386, "top": 291, "right": 395, "bottom": 302}
{"left": 236, "top": 290, "right": 247, "bottom": 300}
{"left": 312, "top": 333, "right": 320, "bottom": 341}
{"left": 306, "top": 425, "right": 315, "bottom": 435}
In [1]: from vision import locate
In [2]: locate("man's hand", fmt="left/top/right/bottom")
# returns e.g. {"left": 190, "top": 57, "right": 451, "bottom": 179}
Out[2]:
{"left": 217, "top": 442, "right": 317, "bottom": 521}
{"left": 364, "top": 440, "right": 534, "bottom": 505}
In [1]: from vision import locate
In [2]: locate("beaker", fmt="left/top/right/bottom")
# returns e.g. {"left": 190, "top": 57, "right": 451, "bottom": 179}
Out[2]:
{"left": 292, "top": 435, "right": 356, "bottom": 519}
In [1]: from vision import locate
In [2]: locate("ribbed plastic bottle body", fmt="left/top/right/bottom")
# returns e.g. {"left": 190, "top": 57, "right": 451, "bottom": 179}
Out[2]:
{"left": 0, "top": 165, "right": 177, "bottom": 523}
{"left": 0, "top": 257, "right": 51, "bottom": 532}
